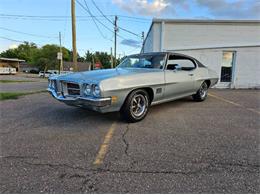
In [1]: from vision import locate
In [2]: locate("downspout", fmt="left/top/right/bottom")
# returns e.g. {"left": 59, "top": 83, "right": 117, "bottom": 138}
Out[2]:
{"left": 160, "top": 21, "right": 165, "bottom": 52}
{"left": 230, "top": 51, "right": 237, "bottom": 89}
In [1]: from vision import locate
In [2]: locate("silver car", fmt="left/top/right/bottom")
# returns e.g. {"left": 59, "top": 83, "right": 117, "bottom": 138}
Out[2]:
{"left": 48, "top": 52, "right": 218, "bottom": 122}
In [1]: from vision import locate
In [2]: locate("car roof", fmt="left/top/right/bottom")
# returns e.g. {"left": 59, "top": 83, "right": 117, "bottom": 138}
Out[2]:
{"left": 129, "top": 52, "right": 197, "bottom": 60}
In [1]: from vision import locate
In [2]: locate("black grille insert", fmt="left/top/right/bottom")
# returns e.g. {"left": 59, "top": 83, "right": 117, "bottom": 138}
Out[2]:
{"left": 67, "top": 82, "right": 80, "bottom": 89}
{"left": 66, "top": 82, "right": 80, "bottom": 96}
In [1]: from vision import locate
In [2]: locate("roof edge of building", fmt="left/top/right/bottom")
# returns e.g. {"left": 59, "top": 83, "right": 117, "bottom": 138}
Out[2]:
{"left": 0, "top": 57, "right": 25, "bottom": 62}
{"left": 166, "top": 44, "right": 260, "bottom": 51}
{"left": 152, "top": 18, "right": 260, "bottom": 24}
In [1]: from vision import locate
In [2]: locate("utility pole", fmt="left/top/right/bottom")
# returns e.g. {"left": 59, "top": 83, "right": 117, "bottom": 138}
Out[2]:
{"left": 92, "top": 55, "right": 95, "bottom": 70}
{"left": 71, "top": 0, "right": 78, "bottom": 71}
{"left": 114, "top": 15, "right": 118, "bottom": 67}
{"left": 59, "top": 32, "right": 63, "bottom": 74}
{"left": 110, "top": 47, "right": 113, "bottom": 69}
{"left": 141, "top": 31, "right": 145, "bottom": 53}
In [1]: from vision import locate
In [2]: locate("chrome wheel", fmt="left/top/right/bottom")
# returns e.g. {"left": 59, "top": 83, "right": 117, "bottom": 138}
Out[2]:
{"left": 199, "top": 82, "right": 208, "bottom": 99}
{"left": 130, "top": 94, "right": 148, "bottom": 118}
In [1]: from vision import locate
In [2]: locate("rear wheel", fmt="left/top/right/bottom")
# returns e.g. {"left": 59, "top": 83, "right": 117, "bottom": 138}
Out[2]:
{"left": 192, "top": 81, "right": 208, "bottom": 101}
{"left": 120, "top": 89, "right": 150, "bottom": 123}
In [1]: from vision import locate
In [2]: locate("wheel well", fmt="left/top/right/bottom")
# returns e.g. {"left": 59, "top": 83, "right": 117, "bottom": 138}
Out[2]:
{"left": 205, "top": 80, "right": 211, "bottom": 88}
{"left": 125, "top": 87, "right": 154, "bottom": 105}
{"left": 142, "top": 87, "right": 154, "bottom": 104}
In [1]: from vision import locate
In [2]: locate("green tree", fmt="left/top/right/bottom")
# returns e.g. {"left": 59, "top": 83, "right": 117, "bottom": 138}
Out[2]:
{"left": 84, "top": 50, "right": 113, "bottom": 69}
{"left": 0, "top": 42, "right": 38, "bottom": 63}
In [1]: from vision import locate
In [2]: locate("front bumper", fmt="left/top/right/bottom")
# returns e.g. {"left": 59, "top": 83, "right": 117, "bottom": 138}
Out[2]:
{"left": 47, "top": 88, "right": 111, "bottom": 112}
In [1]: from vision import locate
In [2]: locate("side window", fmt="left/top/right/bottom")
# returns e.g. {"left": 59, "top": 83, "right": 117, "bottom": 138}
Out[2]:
{"left": 167, "top": 55, "right": 196, "bottom": 71}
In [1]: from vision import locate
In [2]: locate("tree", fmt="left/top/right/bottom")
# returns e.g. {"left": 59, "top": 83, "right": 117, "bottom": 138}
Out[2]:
{"left": 0, "top": 42, "right": 73, "bottom": 71}
{"left": 0, "top": 42, "right": 120, "bottom": 71}
{"left": 0, "top": 42, "right": 38, "bottom": 63}
{"left": 84, "top": 50, "right": 113, "bottom": 69}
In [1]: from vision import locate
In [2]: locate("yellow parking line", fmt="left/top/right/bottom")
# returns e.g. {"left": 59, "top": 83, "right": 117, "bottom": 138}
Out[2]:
{"left": 208, "top": 93, "right": 260, "bottom": 115}
{"left": 93, "top": 122, "right": 116, "bottom": 166}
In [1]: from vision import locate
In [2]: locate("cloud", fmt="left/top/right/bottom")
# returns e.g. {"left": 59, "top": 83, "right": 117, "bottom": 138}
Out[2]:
{"left": 112, "top": 0, "right": 260, "bottom": 19}
{"left": 112, "top": 0, "right": 170, "bottom": 16}
{"left": 120, "top": 39, "right": 141, "bottom": 48}
{"left": 9, "top": 44, "right": 18, "bottom": 49}
{"left": 194, "top": 0, "right": 260, "bottom": 19}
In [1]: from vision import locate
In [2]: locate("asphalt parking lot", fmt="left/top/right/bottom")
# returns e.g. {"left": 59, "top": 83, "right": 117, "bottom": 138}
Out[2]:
{"left": 0, "top": 78, "right": 259, "bottom": 193}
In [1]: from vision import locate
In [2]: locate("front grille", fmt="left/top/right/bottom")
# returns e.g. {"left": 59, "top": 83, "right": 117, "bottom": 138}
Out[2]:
{"left": 67, "top": 82, "right": 80, "bottom": 89}
{"left": 66, "top": 82, "right": 80, "bottom": 96}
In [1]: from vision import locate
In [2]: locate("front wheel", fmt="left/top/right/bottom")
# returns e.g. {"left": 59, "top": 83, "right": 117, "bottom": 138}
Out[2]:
{"left": 120, "top": 89, "right": 150, "bottom": 123}
{"left": 192, "top": 81, "right": 208, "bottom": 102}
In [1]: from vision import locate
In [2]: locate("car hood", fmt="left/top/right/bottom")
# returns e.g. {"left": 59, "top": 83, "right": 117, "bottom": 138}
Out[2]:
{"left": 56, "top": 68, "right": 162, "bottom": 83}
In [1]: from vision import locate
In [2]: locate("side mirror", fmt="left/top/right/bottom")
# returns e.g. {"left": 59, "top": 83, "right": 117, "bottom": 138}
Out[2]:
{"left": 175, "top": 64, "right": 182, "bottom": 71}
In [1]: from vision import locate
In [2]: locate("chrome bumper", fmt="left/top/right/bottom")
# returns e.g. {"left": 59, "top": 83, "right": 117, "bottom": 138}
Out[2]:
{"left": 47, "top": 88, "right": 111, "bottom": 108}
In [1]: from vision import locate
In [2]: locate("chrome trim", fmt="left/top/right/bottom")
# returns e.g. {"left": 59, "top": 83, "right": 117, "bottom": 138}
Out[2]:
{"left": 47, "top": 88, "right": 111, "bottom": 107}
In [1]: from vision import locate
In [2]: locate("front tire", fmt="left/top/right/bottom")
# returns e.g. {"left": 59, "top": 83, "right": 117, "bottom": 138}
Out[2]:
{"left": 120, "top": 89, "right": 150, "bottom": 123}
{"left": 192, "top": 81, "right": 208, "bottom": 102}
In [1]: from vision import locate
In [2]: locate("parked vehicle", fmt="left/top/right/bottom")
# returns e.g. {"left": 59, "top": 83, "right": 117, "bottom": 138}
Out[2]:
{"left": 39, "top": 71, "right": 52, "bottom": 78}
{"left": 47, "top": 52, "right": 218, "bottom": 122}
{"left": 0, "top": 67, "right": 16, "bottom": 75}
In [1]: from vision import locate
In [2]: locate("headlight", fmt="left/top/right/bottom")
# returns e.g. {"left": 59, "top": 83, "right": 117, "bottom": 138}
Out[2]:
{"left": 84, "top": 84, "right": 92, "bottom": 96}
{"left": 93, "top": 85, "right": 101, "bottom": 97}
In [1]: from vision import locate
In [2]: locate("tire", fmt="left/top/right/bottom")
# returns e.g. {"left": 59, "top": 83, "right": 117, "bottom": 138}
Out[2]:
{"left": 192, "top": 81, "right": 208, "bottom": 102}
{"left": 120, "top": 89, "right": 150, "bottom": 123}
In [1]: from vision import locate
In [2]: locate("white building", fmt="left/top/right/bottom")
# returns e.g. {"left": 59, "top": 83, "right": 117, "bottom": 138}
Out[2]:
{"left": 142, "top": 19, "right": 260, "bottom": 88}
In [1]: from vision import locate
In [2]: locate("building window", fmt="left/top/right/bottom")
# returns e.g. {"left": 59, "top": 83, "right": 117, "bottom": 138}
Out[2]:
{"left": 220, "top": 51, "right": 236, "bottom": 82}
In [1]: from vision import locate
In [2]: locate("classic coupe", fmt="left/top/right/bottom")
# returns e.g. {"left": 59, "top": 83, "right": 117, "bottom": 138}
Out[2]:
{"left": 47, "top": 52, "right": 218, "bottom": 122}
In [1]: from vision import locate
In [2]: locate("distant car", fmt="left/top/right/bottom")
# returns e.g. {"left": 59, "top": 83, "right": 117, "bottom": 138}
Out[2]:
{"left": 29, "top": 69, "right": 39, "bottom": 74}
{"left": 60, "top": 71, "right": 73, "bottom": 75}
{"left": 0, "top": 67, "right": 16, "bottom": 75}
{"left": 48, "top": 52, "right": 218, "bottom": 122}
{"left": 39, "top": 71, "right": 52, "bottom": 78}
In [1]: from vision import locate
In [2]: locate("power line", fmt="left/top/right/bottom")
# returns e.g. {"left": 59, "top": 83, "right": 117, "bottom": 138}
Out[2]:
{"left": 0, "top": 36, "right": 25, "bottom": 43}
{"left": 89, "top": 0, "right": 142, "bottom": 38}
{"left": 76, "top": 0, "right": 129, "bottom": 41}
{"left": 0, "top": 13, "right": 113, "bottom": 18}
{"left": 76, "top": 0, "right": 114, "bottom": 41}
{"left": 117, "top": 15, "right": 151, "bottom": 21}
{"left": 0, "top": 16, "right": 150, "bottom": 24}
{"left": 82, "top": 0, "right": 111, "bottom": 41}
{"left": 0, "top": 27, "right": 57, "bottom": 39}
{"left": 90, "top": 0, "right": 114, "bottom": 24}
{"left": 118, "top": 26, "right": 142, "bottom": 38}
{"left": 0, "top": 16, "right": 109, "bottom": 22}
{"left": 0, "top": 36, "right": 43, "bottom": 46}
{"left": 0, "top": 13, "right": 151, "bottom": 21}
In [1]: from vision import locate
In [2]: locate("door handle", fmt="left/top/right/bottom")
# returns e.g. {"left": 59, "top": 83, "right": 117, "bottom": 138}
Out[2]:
{"left": 188, "top": 73, "right": 194, "bottom": 76}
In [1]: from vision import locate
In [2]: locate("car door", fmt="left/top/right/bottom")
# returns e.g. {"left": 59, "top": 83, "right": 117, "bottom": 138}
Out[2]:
{"left": 164, "top": 54, "right": 196, "bottom": 100}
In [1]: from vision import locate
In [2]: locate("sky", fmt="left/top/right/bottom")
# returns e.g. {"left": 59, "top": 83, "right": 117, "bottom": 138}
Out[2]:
{"left": 0, "top": 0, "right": 259, "bottom": 57}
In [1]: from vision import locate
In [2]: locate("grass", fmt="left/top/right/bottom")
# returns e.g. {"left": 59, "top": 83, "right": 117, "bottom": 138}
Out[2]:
{"left": 0, "top": 90, "right": 46, "bottom": 101}
{"left": 0, "top": 80, "right": 35, "bottom": 83}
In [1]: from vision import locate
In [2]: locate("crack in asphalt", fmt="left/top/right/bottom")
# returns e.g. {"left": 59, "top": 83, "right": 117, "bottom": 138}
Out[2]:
{"left": 2, "top": 157, "right": 259, "bottom": 193}
{"left": 0, "top": 155, "right": 38, "bottom": 159}
{"left": 23, "top": 162, "right": 98, "bottom": 193}
{"left": 122, "top": 123, "right": 130, "bottom": 156}
{"left": 121, "top": 123, "right": 138, "bottom": 169}
{"left": 21, "top": 159, "right": 259, "bottom": 175}
{"left": 68, "top": 173, "right": 97, "bottom": 193}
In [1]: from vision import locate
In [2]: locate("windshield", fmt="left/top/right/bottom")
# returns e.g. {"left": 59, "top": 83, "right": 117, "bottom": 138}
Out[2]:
{"left": 117, "top": 54, "right": 166, "bottom": 69}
